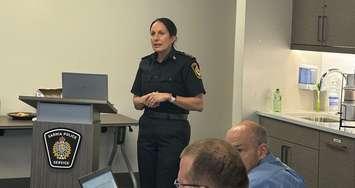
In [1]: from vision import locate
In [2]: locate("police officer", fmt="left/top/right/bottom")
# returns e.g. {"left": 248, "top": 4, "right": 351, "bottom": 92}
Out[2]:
{"left": 131, "top": 17, "right": 206, "bottom": 188}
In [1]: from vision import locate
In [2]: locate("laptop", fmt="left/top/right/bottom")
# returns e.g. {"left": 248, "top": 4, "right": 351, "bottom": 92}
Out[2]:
{"left": 78, "top": 168, "right": 118, "bottom": 188}
{"left": 62, "top": 72, "right": 108, "bottom": 100}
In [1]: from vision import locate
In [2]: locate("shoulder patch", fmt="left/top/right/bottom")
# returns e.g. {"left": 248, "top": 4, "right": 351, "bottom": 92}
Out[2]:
{"left": 191, "top": 62, "right": 202, "bottom": 79}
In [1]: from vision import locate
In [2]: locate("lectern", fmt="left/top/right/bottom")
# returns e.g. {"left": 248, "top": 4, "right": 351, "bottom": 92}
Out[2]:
{"left": 19, "top": 96, "right": 117, "bottom": 188}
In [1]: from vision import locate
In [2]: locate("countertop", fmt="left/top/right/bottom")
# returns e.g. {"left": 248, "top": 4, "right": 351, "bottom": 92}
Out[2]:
{"left": 257, "top": 111, "right": 355, "bottom": 138}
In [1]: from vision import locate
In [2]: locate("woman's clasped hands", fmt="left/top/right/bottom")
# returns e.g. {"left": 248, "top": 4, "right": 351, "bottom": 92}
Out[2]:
{"left": 142, "top": 91, "right": 171, "bottom": 108}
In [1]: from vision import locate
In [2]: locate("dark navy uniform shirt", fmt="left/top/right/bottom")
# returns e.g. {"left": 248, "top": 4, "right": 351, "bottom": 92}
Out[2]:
{"left": 131, "top": 48, "right": 206, "bottom": 114}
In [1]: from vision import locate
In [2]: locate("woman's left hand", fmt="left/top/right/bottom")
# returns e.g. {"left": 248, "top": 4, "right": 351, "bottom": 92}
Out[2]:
{"left": 146, "top": 92, "right": 170, "bottom": 108}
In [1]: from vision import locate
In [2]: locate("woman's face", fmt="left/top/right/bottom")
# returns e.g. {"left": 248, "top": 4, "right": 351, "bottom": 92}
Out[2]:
{"left": 150, "top": 21, "right": 176, "bottom": 54}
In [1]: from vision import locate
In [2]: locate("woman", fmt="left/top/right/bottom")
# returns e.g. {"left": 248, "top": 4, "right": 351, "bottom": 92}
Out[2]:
{"left": 131, "top": 17, "right": 206, "bottom": 188}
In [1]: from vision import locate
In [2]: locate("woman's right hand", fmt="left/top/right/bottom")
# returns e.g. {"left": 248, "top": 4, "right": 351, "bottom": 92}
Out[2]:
{"left": 144, "top": 92, "right": 160, "bottom": 108}
{"left": 133, "top": 93, "right": 160, "bottom": 110}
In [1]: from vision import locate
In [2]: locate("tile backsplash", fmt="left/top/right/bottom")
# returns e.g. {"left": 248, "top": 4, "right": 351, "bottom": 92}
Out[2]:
{"left": 321, "top": 52, "right": 355, "bottom": 75}
{"left": 289, "top": 50, "right": 355, "bottom": 112}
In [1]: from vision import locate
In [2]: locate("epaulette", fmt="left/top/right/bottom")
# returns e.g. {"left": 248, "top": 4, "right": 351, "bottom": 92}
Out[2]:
{"left": 184, "top": 52, "right": 195, "bottom": 59}
{"left": 176, "top": 51, "right": 196, "bottom": 61}
{"left": 141, "top": 53, "right": 154, "bottom": 60}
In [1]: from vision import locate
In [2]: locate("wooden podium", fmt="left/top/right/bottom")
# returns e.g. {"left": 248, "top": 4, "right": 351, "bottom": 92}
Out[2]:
{"left": 19, "top": 96, "right": 117, "bottom": 188}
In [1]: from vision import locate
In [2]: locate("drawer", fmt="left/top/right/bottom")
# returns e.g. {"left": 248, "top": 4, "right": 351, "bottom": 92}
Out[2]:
{"left": 259, "top": 116, "right": 319, "bottom": 149}
{"left": 320, "top": 132, "right": 355, "bottom": 154}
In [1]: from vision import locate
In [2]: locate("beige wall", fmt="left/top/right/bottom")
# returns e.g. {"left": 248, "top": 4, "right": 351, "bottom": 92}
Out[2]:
{"left": 241, "top": 0, "right": 323, "bottom": 120}
{"left": 0, "top": 0, "right": 236, "bottom": 177}
{"left": 232, "top": 0, "right": 246, "bottom": 123}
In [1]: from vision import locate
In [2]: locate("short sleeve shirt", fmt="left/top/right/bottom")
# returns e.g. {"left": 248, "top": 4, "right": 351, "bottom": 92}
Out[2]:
{"left": 131, "top": 48, "right": 206, "bottom": 114}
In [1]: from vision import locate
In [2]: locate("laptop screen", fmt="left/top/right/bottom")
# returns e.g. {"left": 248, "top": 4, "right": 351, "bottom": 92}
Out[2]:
{"left": 79, "top": 168, "right": 118, "bottom": 188}
{"left": 62, "top": 72, "right": 108, "bottom": 100}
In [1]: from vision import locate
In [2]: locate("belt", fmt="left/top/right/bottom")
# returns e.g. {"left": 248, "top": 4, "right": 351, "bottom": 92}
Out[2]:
{"left": 144, "top": 111, "right": 188, "bottom": 120}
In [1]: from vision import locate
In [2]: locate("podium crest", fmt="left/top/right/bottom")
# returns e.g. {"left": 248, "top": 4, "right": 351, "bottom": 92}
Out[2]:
{"left": 43, "top": 128, "right": 81, "bottom": 169}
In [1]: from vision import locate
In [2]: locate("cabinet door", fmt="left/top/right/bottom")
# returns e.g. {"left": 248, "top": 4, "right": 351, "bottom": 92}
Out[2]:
{"left": 319, "top": 132, "right": 355, "bottom": 188}
{"left": 324, "top": 0, "right": 355, "bottom": 47}
{"left": 269, "top": 137, "right": 319, "bottom": 188}
{"left": 292, "top": 0, "right": 324, "bottom": 45}
{"left": 260, "top": 117, "right": 319, "bottom": 149}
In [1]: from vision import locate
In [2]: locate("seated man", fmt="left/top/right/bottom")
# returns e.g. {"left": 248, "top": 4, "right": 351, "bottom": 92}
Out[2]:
{"left": 177, "top": 138, "right": 249, "bottom": 188}
{"left": 225, "top": 120, "right": 306, "bottom": 188}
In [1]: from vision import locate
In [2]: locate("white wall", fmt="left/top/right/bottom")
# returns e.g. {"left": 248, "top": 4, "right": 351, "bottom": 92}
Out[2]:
{"left": 322, "top": 52, "right": 355, "bottom": 74}
{"left": 0, "top": 0, "right": 236, "bottom": 177}
{"left": 241, "top": 0, "right": 323, "bottom": 120}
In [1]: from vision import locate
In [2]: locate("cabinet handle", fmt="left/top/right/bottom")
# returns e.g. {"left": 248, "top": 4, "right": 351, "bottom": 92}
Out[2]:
{"left": 281, "top": 145, "right": 290, "bottom": 165}
{"left": 326, "top": 141, "right": 348, "bottom": 152}
{"left": 322, "top": 16, "right": 328, "bottom": 42}
{"left": 317, "top": 16, "right": 322, "bottom": 42}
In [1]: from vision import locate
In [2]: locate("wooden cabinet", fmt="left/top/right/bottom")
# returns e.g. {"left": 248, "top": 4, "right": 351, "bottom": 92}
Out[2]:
{"left": 323, "top": 0, "right": 355, "bottom": 47}
{"left": 260, "top": 117, "right": 319, "bottom": 188}
{"left": 291, "top": 0, "right": 355, "bottom": 53}
{"left": 269, "top": 137, "right": 319, "bottom": 188}
{"left": 319, "top": 132, "right": 355, "bottom": 188}
{"left": 292, "top": 0, "right": 324, "bottom": 46}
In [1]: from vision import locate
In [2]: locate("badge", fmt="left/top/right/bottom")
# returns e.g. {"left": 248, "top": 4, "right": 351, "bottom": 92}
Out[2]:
{"left": 191, "top": 62, "right": 202, "bottom": 79}
{"left": 43, "top": 128, "right": 81, "bottom": 169}
{"left": 53, "top": 136, "right": 71, "bottom": 160}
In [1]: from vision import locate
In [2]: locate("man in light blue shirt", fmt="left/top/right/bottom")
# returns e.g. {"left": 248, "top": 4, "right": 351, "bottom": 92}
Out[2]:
{"left": 225, "top": 120, "right": 305, "bottom": 188}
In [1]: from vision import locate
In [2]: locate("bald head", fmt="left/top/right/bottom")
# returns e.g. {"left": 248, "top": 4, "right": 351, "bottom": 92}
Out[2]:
{"left": 225, "top": 120, "right": 269, "bottom": 171}
{"left": 226, "top": 120, "right": 268, "bottom": 146}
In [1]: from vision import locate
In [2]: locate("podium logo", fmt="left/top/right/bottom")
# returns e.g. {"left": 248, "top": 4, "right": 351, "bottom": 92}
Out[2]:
{"left": 43, "top": 128, "right": 81, "bottom": 169}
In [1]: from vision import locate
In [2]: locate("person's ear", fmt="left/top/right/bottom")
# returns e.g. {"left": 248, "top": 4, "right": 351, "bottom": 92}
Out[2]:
{"left": 257, "top": 143, "right": 268, "bottom": 160}
{"left": 171, "top": 36, "right": 177, "bottom": 43}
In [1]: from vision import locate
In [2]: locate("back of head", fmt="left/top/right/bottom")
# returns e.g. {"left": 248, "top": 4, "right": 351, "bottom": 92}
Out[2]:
{"left": 181, "top": 138, "right": 249, "bottom": 188}
{"left": 239, "top": 120, "right": 268, "bottom": 146}
{"left": 227, "top": 120, "right": 268, "bottom": 147}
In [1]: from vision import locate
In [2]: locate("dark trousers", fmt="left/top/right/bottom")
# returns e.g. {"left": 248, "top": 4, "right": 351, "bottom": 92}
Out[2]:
{"left": 137, "top": 115, "right": 190, "bottom": 188}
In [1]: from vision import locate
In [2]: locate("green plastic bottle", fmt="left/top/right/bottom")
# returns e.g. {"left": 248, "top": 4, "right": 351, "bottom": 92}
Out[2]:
{"left": 272, "top": 89, "right": 282, "bottom": 112}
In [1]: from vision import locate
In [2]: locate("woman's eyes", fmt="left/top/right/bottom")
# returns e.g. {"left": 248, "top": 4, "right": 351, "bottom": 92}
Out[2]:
{"left": 151, "top": 31, "right": 166, "bottom": 36}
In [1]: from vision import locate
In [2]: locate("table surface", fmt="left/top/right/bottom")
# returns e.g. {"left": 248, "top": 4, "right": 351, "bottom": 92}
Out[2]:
{"left": 0, "top": 113, "right": 138, "bottom": 129}
{"left": 19, "top": 96, "right": 117, "bottom": 113}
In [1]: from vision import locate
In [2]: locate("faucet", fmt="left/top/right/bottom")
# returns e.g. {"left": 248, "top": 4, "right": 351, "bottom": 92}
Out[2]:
{"left": 318, "top": 68, "right": 346, "bottom": 113}
{"left": 319, "top": 69, "right": 346, "bottom": 90}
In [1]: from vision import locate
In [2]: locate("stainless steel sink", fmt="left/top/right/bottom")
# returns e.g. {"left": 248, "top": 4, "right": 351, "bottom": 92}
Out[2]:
{"left": 300, "top": 116, "right": 339, "bottom": 123}
{"left": 285, "top": 112, "right": 340, "bottom": 123}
